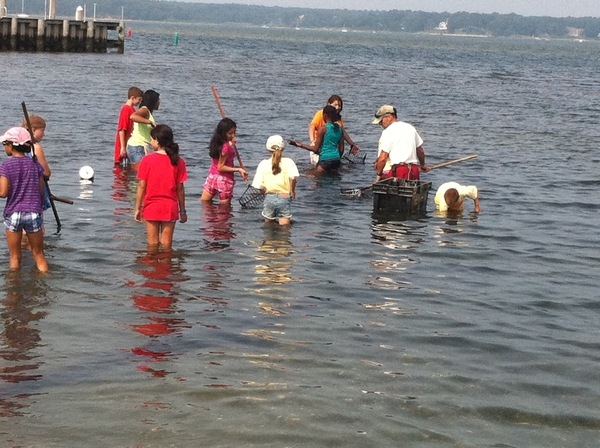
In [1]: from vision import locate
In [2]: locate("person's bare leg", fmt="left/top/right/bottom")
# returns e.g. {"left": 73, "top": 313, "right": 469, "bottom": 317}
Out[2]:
{"left": 24, "top": 230, "right": 48, "bottom": 272}
{"left": 6, "top": 229, "right": 24, "bottom": 270}
{"left": 159, "top": 222, "right": 176, "bottom": 249}
{"left": 200, "top": 190, "right": 215, "bottom": 202}
{"left": 145, "top": 221, "right": 161, "bottom": 246}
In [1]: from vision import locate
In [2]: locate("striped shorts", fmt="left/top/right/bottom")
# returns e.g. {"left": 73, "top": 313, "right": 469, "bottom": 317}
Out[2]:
{"left": 4, "top": 212, "right": 44, "bottom": 233}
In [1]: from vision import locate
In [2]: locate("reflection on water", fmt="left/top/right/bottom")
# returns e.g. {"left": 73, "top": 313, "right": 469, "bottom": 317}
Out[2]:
{"left": 199, "top": 202, "right": 235, "bottom": 251}
{"left": 111, "top": 165, "right": 137, "bottom": 227}
{"left": 0, "top": 272, "right": 48, "bottom": 416}
{"left": 433, "top": 209, "right": 479, "bottom": 246}
{"left": 368, "top": 220, "right": 428, "bottom": 290}
{"left": 253, "top": 225, "right": 297, "bottom": 300}
{"left": 128, "top": 250, "right": 190, "bottom": 378}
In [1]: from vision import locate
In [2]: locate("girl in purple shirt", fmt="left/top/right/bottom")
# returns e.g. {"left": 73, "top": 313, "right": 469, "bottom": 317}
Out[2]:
{"left": 0, "top": 127, "right": 48, "bottom": 272}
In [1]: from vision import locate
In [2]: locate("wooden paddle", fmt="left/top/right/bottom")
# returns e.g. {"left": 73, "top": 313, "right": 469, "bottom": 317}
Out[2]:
{"left": 210, "top": 86, "right": 246, "bottom": 172}
{"left": 340, "top": 154, "right": 478, "bottom": 196}
{"left": 21, "top": 102, "right": 73, "bottom": 233}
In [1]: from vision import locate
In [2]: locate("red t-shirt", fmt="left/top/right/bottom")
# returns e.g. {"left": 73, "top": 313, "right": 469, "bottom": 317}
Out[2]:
{"left": 114, "top": 104, "right": 136, "bottom": 163}
{"left": 137, "top": 152, "right": 188, "bottom": 221}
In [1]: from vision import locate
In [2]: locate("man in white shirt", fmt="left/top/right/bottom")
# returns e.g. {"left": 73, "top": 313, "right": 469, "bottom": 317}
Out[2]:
{"left": 373, "top": 105, "right": 430, "bottom": 180}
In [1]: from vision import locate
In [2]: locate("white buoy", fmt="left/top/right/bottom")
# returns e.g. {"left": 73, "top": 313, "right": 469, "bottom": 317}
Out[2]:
{"left": 79, "top": 166, "right": 94, "bottom": 182}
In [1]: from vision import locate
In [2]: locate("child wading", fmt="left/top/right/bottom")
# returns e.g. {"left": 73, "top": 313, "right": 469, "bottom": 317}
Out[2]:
{"left": 292, "top": 105, "right": 344, "bottom": 174}
{"left": 127, "top": 89, "right": 160, "bottom": 171}
{"left": 21, "top": 114, "right": 52, "bottom": 211}
{"left": 0, "top": 127, "right": 49, "bottom": 272}
{"left": 251, "top": 135, "right": 299, "bottom": 225}
{"left": 135, "top": 124, "right": 188, "bottom": 250}
{"left": 114, "top": 86, "right": 143, "bottom": 166}
{"left": 201, "top": 118, "right": 248, "bottom": 205}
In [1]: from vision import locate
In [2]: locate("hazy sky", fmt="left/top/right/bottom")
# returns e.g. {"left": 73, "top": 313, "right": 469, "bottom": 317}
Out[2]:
{"left": 181, "top": 0, "right": 599, "bottom": 18}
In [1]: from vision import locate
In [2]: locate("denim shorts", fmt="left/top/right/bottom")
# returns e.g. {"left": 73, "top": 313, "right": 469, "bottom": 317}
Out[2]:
{"left": 262, "top": 193, "right": 292, "bottom": 220}
{"left": 126, "top": 144, "right": 146, "bottom": 163}
{"left": 4, "top": 212, "right": 44, "bottom": 233}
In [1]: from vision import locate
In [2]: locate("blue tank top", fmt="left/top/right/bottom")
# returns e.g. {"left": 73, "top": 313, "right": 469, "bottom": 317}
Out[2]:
{"left": 319, "top": 123, "right": 343, "bottom": 161}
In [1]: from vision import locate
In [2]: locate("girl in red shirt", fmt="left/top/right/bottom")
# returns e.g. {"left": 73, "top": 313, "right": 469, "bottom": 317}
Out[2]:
{"left": 135, "top": 125, "right": 187, "bottom": 249}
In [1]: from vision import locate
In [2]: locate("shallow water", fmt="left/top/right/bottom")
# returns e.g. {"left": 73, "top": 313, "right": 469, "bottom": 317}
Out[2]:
{"left": 1, "top": 21, "right": 600, "bottom": 447}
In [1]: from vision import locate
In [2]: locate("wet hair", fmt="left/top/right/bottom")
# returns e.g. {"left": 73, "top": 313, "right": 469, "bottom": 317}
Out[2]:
{"left": 21, "top": 115, "right": 46, "bottom": 130}
{"left": 140, "top": 89, "right": 160, "bottom": 113}
{"left": 150, "top": 124, "right": 179, "bottom": 166}
{"left": 128, "top": 86, "right": 143, "bottom": 98}
{"left": 323, "top": 105, "right": 341, "bottom": 132}
{"left": 327, "top": 94, "right": 343, "bottom": 113}
{"left": 444, "top": 188, "right": 460, "bottom": 208}
{"left": 209, "top": 117, "right": 236, "bottom": 160}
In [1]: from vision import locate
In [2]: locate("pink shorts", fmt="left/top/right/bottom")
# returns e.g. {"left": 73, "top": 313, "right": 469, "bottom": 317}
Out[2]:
{"left": 203, "top": 173, "right": 235, "bottom": 200}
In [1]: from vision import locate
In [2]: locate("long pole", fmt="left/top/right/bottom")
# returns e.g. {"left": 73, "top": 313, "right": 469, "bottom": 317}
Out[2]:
{"left": 430, "top": 154, "right": 478, "bottom": 170}
{"left": 21, "top": 102, "right": 63, "bottom": 233}
{"left": 210, "top": 86, "right": 245, "bottom": 171}
{"left": 341, "top": 154, "right": 479, "bottom": 195}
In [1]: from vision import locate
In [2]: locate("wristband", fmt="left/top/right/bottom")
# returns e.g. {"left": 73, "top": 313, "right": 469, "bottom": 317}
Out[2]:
{"left": 180, "top": 210, "right": 187, "bottom": 214}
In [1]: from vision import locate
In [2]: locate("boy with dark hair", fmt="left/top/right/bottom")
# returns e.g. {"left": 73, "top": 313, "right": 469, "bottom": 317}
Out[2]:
{"left": 114, "top": 86, "right": 143, "bottom": 165}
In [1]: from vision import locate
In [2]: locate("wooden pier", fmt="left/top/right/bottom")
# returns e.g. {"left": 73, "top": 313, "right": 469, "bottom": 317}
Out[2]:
{"left": 0, "top": 17, "right": 124, "bottom": 53}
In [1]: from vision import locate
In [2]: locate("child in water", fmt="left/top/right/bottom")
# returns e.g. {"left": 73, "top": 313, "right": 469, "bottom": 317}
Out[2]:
{"left": 251, "top": 135, "right": 299, "bottom": 225}
{"left": 293, "top": 105, "right": 344, "bottom": 174}
{"left": 114, "top": 86, "right": 143, "bottom": 166}
{"left": 0, "top": 127, "right": 49, "bottom": 272}
{"left": 135, "top": 124, "right": 188, "bottom": 249}
{"left": 201, "top": 117, "right": 248, "bottom": 205}
{"left": 435, "top": 181, "right": 481, "bottom": 213}
{"left": 21, "top": 114, "right": 52, "bottom": 211}
{"left": 307, "top": 94, "right": 360, "bottom": 165}
{"left": 127, "top": 89, "right": 160, "bottom": 170}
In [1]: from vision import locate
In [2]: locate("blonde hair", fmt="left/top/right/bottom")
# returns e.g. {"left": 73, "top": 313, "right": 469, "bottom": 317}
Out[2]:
{"left": 271, "top": 148, "right": 283, "bottom": 175}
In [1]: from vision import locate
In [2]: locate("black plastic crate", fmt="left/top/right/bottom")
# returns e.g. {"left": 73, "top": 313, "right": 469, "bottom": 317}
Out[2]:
{"left": 372, "top": 178, "right": 432, "bottom": 217}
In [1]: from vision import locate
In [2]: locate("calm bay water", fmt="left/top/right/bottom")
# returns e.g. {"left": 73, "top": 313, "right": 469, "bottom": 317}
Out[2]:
{"left": 1, "top": 21, "right": 600, "bottom": 447}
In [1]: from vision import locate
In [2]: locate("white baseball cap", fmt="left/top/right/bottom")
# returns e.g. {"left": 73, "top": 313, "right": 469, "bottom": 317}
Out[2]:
{"left": 266, "top": 135, "right": 286, "bottom": 151}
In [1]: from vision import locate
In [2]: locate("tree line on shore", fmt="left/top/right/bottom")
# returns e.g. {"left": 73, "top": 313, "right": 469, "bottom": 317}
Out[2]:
{"left": 6, "top": 0, "right": 600, "bottom": 38}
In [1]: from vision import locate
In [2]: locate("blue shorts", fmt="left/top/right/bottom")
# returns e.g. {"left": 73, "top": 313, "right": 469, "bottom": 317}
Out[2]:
{"left": 262, "top": 193, "right": 292, "bottom": 220}
{"left": 126, "top": 144, "right": 146, "bottom": 163}
{"left": 317, "top": 158, "right": 341, "bottom": 172}
{"left": 4, "top": 212, "right": 44, "bottom": 233}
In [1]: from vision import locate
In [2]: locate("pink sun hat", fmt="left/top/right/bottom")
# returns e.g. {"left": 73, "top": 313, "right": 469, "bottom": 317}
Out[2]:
{"left": 0, "top": 127, "right": 32, "bottom": 146}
